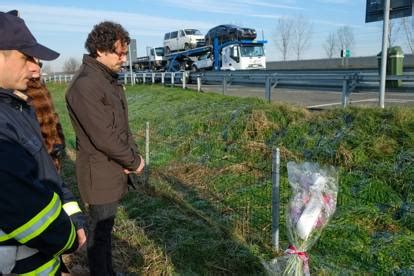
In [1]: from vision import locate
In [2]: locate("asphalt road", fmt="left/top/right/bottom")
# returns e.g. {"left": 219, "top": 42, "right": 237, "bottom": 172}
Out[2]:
{"left": 186, "top": 83, "right": 414, "bottom": 109}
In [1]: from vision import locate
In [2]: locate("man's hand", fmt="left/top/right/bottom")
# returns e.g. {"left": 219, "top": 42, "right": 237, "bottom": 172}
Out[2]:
{"left": 123, "top": 155, "right": 145, "bottom": 175}
{"left": 76, "top": 228, "right": 87, "bottom": 251}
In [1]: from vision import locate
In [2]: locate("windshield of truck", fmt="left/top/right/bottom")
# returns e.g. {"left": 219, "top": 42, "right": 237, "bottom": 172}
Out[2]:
{"left": 155, "top": 48, "right": 165, "bottom": 56}
{"left": 184, "top": 29, "right": 202, "bottom": 35}
{"left": 240, "top": 46, "right": 264, "bottom": 57}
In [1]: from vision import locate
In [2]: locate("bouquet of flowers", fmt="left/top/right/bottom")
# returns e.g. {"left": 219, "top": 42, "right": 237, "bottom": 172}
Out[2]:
{"left": 264, "top": 162, "right": 338, "bottom": 275}
{"left": 283, "top": 161, "right": 338, "bottom": 275}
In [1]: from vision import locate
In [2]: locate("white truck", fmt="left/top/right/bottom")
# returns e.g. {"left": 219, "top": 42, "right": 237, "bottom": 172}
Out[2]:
{"left": 134, "top": 47, "right": 167, "bottom": 71}
{"left": 191, "top": 42, "right": 266, "bottom": 71}
{"left": 166, "top": 39, "right": 267, "bottom": 72}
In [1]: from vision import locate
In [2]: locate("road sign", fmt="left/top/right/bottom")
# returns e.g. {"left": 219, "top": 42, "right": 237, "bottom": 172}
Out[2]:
{"left": 341, "top": 49, "right": 351, "bottom": 58}
{"left": 366, "top": 0, "right": 413, "bottom": 23}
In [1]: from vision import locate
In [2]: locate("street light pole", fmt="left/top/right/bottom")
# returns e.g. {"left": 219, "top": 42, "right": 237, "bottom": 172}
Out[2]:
{"left": 379, "top": 0, "right": 390, "bottom": 108}
{"left": 128, "top": 44, "right": 135, "bottom": 85}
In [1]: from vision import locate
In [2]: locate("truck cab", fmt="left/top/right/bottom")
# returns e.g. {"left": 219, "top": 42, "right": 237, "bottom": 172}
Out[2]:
{"left": 135, "top": 47, "right": 166, "bottom": 71}
{"left": 220, "top": 43, "right": 266, "bottom": 70}
{"left": 149, "top": 47, "right": 165, "bottom": 63}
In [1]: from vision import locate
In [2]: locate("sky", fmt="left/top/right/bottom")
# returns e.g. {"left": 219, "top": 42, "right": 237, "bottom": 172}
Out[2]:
{"left": 0, "top": 0, "right": 406, "bottom": 71}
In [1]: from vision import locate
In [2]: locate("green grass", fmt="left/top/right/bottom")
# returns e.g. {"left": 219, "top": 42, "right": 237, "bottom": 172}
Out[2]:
{"left": 49, "top": 83, "right": 414, "bottom": 275}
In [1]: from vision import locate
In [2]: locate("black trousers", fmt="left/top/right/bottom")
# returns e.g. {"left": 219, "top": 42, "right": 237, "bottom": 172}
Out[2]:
{"left": 87, "top": 201, "right": 118, "bottom": 276}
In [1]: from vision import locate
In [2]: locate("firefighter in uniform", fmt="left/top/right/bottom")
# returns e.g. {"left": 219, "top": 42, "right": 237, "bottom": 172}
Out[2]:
{"left": 0, "top": 11, "right": 86, "bottom": 275}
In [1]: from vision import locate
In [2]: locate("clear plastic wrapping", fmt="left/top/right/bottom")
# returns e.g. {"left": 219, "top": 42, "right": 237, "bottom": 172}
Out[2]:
{"left": 265, "top": 162, "right": 338, "bottom": 276}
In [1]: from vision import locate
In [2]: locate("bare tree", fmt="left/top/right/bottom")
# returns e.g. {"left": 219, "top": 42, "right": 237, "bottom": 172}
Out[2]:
{"left": 324, "top": 32, "right": 337, "bottom": 58}
{"left": 401, "top": 17, "right": 414, "bottom": 53}
{"left": 388, "top": 19, "right": 402, "bottom": 47}
{"left": 291, "top": 15, "right": 313, "bottom": 60}
{"left": 41, "top": 63, "right": 53, "bottom": 75}
{"left": 273, "top": 17, "right": 294, "bottom": 60}
{"left": 336, "top": 26, "right": 355, "bottom": 55}
{"left": 62, "top": 57, "right": 80, "bottom": 73}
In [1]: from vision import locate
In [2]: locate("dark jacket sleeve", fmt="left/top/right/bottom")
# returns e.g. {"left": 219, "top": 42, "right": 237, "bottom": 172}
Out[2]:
{"left": 66, "top": 79, "right": 140, "bottom": 170}
{"left": 0, "top": 117, "right": 86, "bottom": 231}
{"left": 0, "top": 140, "right": 77, "bottom": 256}
{"left": 59, "top": 181, "right": 87, "bottom": 230}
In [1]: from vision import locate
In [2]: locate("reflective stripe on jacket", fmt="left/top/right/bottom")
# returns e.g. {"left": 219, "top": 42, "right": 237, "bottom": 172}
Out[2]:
{"left": 0, "top": 140, "right": 77, "bottom": 275}
{"left": 0, "top": 89, "right": 85, "bottom": 230}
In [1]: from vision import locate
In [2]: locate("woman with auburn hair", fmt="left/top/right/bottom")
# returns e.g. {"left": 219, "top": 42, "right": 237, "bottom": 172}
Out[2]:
{"left": 26, "top": 78, "right": 66, "bottom": 172}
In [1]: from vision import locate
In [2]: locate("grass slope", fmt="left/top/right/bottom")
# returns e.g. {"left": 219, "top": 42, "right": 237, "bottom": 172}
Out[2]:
{"left": 50, "top": 83, "right": 413, "bottom": 275}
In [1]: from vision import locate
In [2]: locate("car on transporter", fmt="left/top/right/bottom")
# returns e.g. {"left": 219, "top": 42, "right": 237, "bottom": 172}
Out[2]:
{"left": 204, "top": 24, "right": 257, "bottom": 45}
{"left": 163, "top": 29, "right": 205, "bottom": 54}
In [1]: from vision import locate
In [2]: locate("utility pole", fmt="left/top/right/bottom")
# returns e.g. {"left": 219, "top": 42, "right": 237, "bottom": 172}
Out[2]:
{"left": 379, "top": 0, "right": 390, "bottom": 108}
{"left": 128, "top": 44, "right": 135, "bottom": 85}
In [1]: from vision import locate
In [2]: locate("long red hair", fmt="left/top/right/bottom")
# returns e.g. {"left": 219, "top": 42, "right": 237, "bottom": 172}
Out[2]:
{"left": 26, "top": 78, "right": 65, "bottom": 172}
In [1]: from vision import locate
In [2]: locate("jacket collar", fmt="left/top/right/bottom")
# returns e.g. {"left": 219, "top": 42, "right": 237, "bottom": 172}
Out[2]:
{"left": 0, "top": 88, "right": 31, "bottom": 110}
{"left": 82, "top": 54, "right": 119, "bottom": 82}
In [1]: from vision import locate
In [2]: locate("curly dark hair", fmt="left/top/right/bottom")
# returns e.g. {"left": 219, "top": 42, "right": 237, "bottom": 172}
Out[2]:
{"left": 85, "top": 21, "right": 130, "bottom": 58}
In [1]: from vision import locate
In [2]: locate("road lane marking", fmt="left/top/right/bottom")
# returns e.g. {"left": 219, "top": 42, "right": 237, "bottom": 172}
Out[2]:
{"left": 307, "top": 98, "right": 414, "bottom": 108}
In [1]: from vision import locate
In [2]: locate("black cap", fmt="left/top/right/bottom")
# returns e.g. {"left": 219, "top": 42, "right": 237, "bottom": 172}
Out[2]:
{"left": 0, "top": 11, "right": 59, "bottom": 61}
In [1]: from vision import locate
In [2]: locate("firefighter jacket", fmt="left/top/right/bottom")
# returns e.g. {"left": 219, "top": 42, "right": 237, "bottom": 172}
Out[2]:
{"left": 0, "top": 89, "right": 84, "bottom": 274}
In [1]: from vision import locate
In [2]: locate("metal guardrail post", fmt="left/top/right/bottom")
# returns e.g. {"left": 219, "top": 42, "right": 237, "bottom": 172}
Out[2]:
{"left": 145, "top": 121, "right": 149, "bottom": 165}
{"left": 143, "top": 73, "right": 146, "bottom": 84}
{"left": 265, "top": 76, "right": 272, "bottom": 102}
{"left": 222, "top": 75, "right": 228, "bottom": 95}
{"left": 341, "top": 76, "right": 350, "bottom": 107}
{"left": 130, "top": 73, "right": 134, "bottom": 85}
{"left": 124, "top": 74, "right": 127, "bottom": 84}
{"left": 152, "top": 73, "right": 155, "bottom": 84}
{"left": 161, "top": 73, "right": 165, "bottom": 85}
{"left": 197, "top": 75, "right": 202, "bottom": 92}
{"left": 171, "top": 72, "right": 175, "bottom": 87}
{"left": 182, "top": 72, "right": 187, "bottom": 89}
{"left": 272, "top": 147, "right": 280, "bottom": 252}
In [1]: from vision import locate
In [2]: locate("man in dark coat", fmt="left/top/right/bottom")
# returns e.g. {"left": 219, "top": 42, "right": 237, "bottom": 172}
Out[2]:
{"left": 66, "top": 21, "right": 144, "bottom": 276}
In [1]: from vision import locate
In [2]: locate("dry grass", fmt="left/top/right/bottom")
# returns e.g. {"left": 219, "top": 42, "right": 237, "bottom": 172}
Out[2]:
{"left": 241, "top": 141, "right": 271, "bottom": 158}
{"left": 243, "top": 110, "right": 278, "bottom": 142}
{"left": 165, "top": 162, "right": 213, "bottom": 190}
{"left": 372, "top": 135, "right": 397, "bottom": 156}
{"left": 335, "top": 144, "right": 353, "bottom": 169}
{"left": 278, "top": 145, "right": 302, "bottom": 161}
{"left": 51, "top": 84, "right": 414, "bottom": 274}
{"left": 219, "top": 161, "right": 264, "bottom": 179}
{"left": 277, "top": 102, "right": 313, "bottom": 123}
{"left": 393, "top": 107, "right": 414, "bottom": 127}
{"left": 63, "top": 207, "right": 175, "bottom": 276}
